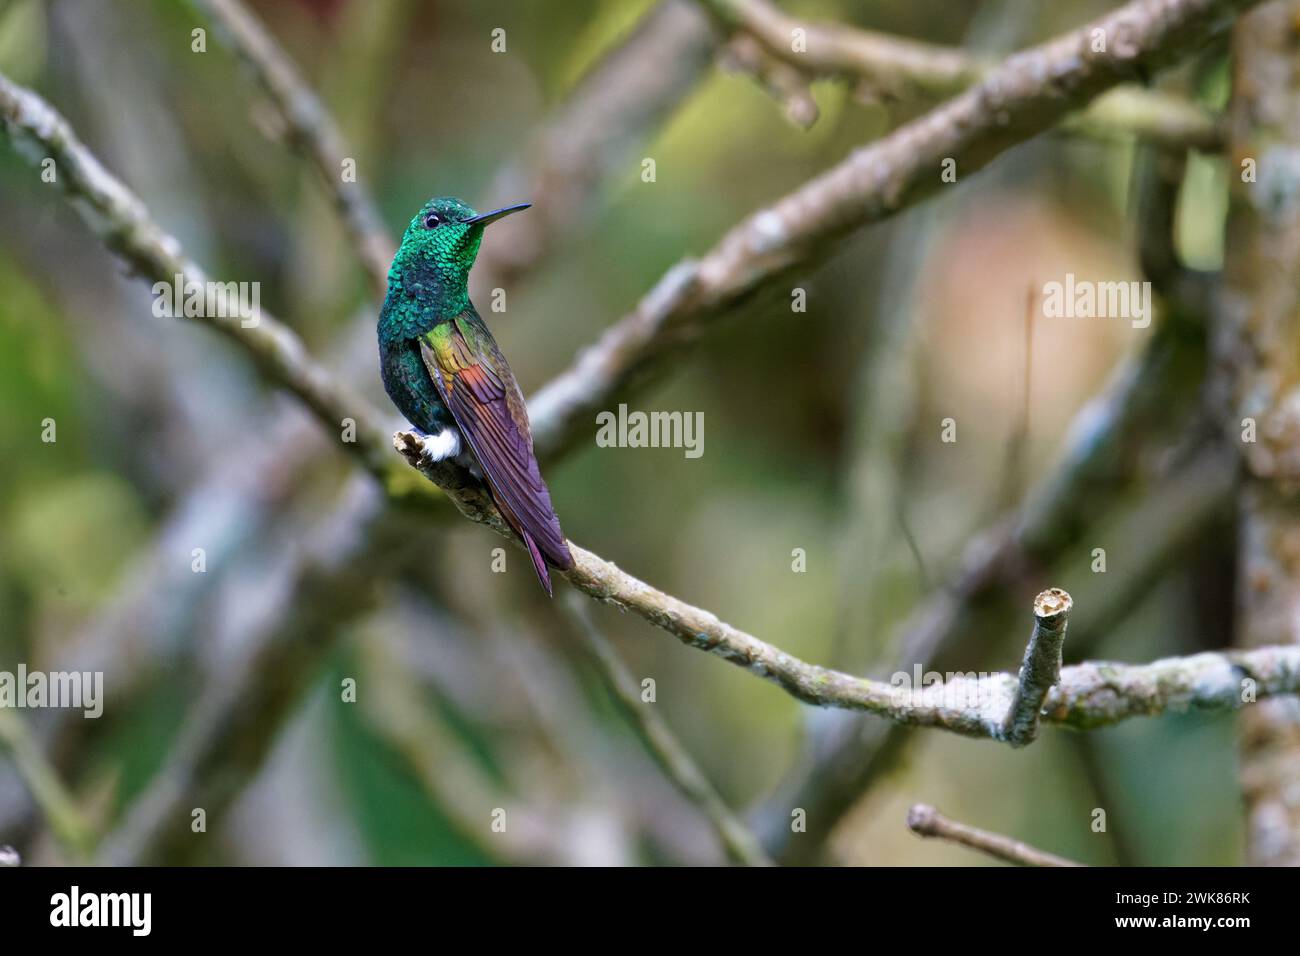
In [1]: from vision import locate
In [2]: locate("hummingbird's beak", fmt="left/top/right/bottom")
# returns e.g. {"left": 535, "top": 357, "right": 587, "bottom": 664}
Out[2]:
{"left": 461, "top": 203, "right": 531, "bottom": 227}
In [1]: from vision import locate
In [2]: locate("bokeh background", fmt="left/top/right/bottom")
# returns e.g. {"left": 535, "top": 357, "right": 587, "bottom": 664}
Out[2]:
{"left": 0, "top": 0, "right": 1245, "bottom": 865}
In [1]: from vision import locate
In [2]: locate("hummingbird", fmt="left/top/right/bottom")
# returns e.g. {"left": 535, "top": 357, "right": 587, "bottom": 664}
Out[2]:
{"left": 378, "top": 197, "right": 573, "bottom": 595}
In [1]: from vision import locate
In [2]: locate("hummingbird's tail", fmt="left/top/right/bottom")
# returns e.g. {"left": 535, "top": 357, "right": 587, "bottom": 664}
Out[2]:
{"left": 493, "top": 492, "right": 572, "bottom": 597}
{"left": 522, "top": 530, "right": 554, "bottom": 597}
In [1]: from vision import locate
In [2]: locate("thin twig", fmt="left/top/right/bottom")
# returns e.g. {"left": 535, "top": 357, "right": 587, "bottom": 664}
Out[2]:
{"left": 697, "top": 0, "right": 1222, "bottom": 149}
{"left": 563, "top": 595, "right": 773, "bottom": 866}
{"left": 718, "top": 32, "right": 819, "bottom": 128}
{"left": 832, "top": 207, "right": 932, "bottom": 667}
{"left": 998, "top": 285, "right": 1037, "bottom": 510}
{"left": 474, "top": 0, "right": 716, "bottom": 292}
{"left": 189, "top": 0, "right": 395, "bottom": 293}
{"left": 907, "top": 803, "right": 1084, "bottom": 867}
{"left": 1002, "top": 588, "right": 1071, "bottom": 746}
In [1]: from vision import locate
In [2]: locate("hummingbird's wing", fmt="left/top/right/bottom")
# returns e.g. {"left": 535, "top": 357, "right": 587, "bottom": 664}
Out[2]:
{"left": 418, "top": 311, "right": 573, "bottom": 595}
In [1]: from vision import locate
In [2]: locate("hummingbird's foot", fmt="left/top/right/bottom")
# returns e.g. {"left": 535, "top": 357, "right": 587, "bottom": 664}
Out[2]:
{"left": 418, "top": 427, "right": 462, "bottom": 463}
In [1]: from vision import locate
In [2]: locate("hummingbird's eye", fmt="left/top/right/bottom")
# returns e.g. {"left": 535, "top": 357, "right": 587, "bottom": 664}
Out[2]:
{"left": 424, "top": 212, "right": 442, "bottom": 228}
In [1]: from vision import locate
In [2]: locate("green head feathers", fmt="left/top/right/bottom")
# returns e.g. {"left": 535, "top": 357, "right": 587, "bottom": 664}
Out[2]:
{"left": 387, "top": 197, "right": 530, "bottom": 318}
{"left": 394, "top": 197, "right": 530, "bottom": 292}
{"left": 383, "top": 197, "right": 527, "bottom": 335}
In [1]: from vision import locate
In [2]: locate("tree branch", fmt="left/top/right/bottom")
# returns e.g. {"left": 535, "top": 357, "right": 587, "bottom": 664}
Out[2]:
{"left": 1221, "top": 0, "right": 1300, "bottom": 865}
{"left": 562, "top": 596, "right": 773, "bottom": 866}
{"left": 0, "top": 71, "right": 397, "bottom": 475}
{"left": 1002, "top": 589, "right": 1071, "bottom": 746}
{"left": 907, "top": 804, "right": 1084, "bottom": 867}
{"left": 717, "top": 32, "right": 820, "bottom": 128}
{"left": 398, "top": 430, "right": 1300, "bottom": 738}
{"left": 699, "top": 0, "right": 980, "bottom": 99}
{"left": 0, "top": 68, "right": 457, "bottom": 517}
{"left": 474, "top": 0, "right": 716, "bottom": 293}
{"left": 95, "top": 478, "right": 392, "bottom": 866}
{"left": 697, "top": 0, "right": 1222, "bottom": 148}
{"left": 528, "top": 0, "right": 1260, "bottom": 458}
{"left": 759, "top": 447, "right": 1234, "bottom": 863}
{"left": 355, "top": 626, "right": 580, "bottom": 865}
{"left": 189, "top": 0, "right": 395, "bottom": 294}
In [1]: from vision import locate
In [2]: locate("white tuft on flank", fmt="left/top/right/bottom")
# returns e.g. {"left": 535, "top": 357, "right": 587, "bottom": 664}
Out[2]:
{"left": 420, "top": 427, "right": 461, "bottom": 462}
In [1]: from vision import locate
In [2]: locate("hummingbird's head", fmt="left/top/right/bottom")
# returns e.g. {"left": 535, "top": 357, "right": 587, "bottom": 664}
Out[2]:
{"left": 396, "top": 196, "right": 530, "bottom": 282}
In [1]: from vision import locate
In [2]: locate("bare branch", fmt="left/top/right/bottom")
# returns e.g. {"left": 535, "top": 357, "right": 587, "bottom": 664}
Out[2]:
{"left": 760, "top": 447, "right": 1234, "bottom": 864}
{"left": 717, "top": 32, "right": 819, "bottom": 128}
{"left": 529, "top": 0, "right": 1260, "bottom": 458}
{"left": 0, "top": 70, "right": 440, "bottom": 501}
{"left": 563, "top": 596, "right": 773, "bottom": 866}
{"left": 698, "top": 0, "right": 982, "bottom": 98}
{"left": 1221, "top": 0, "right": 1300, "bottom": 865}
{"left": 355, "top": 628, "right": 574, "bottom": 865}
{"left": 1065, "top": 85, "right": 1224, "bottom": 152}
{"left": 190, "top": 0, "right": 395, "bottom": 294}
{"left": 474, "top": 0, "right": 716, "bottom": 292}
{"left": 907, "top": 803, "right": 1084, "bottom": 867}
{"left": 1002, "top": 589, "right": 1071, "bottom": 746}
{"left": 398, "top": 431, "right": 1299, "bottom": 738}
{"left": 95, "top": 478, "right": 392, "bottom": 866}
{"left": 697, "top": 0, "right": 1222, "bottom": 148}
